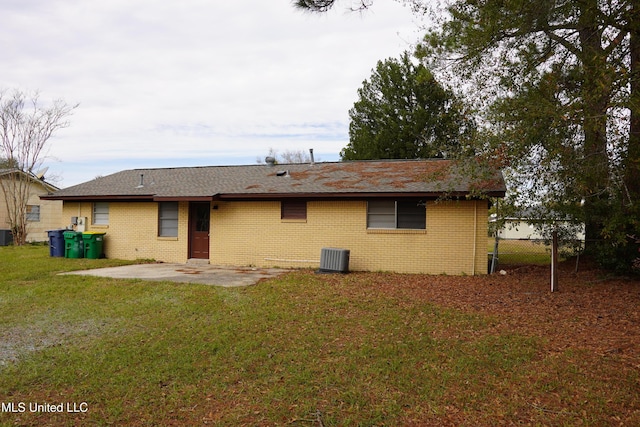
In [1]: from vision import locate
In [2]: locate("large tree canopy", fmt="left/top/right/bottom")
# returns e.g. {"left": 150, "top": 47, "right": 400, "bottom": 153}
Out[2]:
{"left": 342, "top": 52, "right": 474, "bottom": 160}
{"left": 296, "top": 0, "right": 640, "bottom": 272}
{"left": 421, "top": 0, "right": 640, "bottom": 270}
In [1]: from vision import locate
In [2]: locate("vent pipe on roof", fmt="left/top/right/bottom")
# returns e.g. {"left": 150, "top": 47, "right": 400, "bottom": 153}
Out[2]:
{"left": 137, "top": 174, "right": 144, "bottom": 188}
{"left": 265, "top": 156, "right": 276, "bottom": 166}
{"left": 309, "top": 148, "right": 315, "bottom": 165}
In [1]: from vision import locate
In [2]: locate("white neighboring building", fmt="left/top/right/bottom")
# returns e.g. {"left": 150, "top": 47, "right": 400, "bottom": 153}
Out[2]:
{"left": 491, "top": 210, "right": 585, "bottom": 240}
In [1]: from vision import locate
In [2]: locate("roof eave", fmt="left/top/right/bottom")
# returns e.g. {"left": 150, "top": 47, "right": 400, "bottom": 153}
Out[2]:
{"left": 39, "top": 194, "right": 156, "bottom": 202}
{"left": 153, "top": 196, "right": 215, "bottom": 202}
{"left": 41, "top": 189, "right": 506, "bottom": 202}
{"left": 217, "top": 190, "right": 506, "bottom": 200}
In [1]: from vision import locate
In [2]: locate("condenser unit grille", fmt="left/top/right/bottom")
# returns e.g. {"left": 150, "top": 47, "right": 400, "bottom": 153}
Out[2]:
{"left": 319, "top": 248, "right": 350, "bottom": 273}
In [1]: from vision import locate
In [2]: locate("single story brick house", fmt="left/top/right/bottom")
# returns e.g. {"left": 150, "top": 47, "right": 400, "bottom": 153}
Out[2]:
{"left": 1, "top": 169, "right": 63, "bottom": 243}
{"left": 42, "top": 159, "right": 505, "bottom": 275}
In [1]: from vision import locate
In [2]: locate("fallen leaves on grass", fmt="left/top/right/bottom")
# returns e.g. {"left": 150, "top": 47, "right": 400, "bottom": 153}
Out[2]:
{"left": 319, "top": 262, "right": 640, "bottom": 365}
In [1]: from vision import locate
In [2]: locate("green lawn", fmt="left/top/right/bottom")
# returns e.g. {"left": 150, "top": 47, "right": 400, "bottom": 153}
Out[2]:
{"left": 0, "top": 246, "right": 637, "bottom": 426}
{"left": 490, "top": 238, "right": 551, "bottom": 266}
{"left": 488, "top": 238, "right": 579, "bottom": 266}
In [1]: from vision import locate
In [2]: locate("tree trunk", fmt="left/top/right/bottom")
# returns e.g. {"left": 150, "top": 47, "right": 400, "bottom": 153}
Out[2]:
{"left": 578, "top": 0, "right": 612, "bottom": 249}
{"left": 626, "top": 0, "right": 640, "bottom": 208}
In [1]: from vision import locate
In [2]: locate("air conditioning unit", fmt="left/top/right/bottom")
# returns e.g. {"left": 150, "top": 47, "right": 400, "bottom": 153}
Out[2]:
{"left": 319, "top": 248, "right": 350, "bottom": 273}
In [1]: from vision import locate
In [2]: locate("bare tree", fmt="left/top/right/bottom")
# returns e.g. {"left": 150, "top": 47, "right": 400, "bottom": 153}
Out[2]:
{"left": 0, "top": 90, "right": 77, "bottom": 245}
{"left": 257, "top": 147, "right": 317, "bottom": 164}
{"left": 293, "top": 0, "right": 372, "bottom": 12}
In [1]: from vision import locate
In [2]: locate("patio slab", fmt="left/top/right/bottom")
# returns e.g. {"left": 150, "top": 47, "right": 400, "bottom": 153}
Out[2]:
{"left": 60, "top": 263, "right": 289, "bottom": 287}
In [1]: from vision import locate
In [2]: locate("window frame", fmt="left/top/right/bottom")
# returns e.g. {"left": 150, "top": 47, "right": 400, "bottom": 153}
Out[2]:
{"left": 26, "top": 205, "right": 40, "bottom": 222}
{"left": 93, "top": 202, "right": 109, "bottom": 225}
{"left": 281, "top": 200, "right": 307, "bottom": 220}
{"left": 158, "top": 201, "right": 179, "bottom": 237}
{"left": 367, "top": 200, "right": 426, "bottom": 230}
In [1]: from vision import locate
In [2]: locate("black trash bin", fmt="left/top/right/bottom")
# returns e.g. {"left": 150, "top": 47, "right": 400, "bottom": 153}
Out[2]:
{"left": 47, "top": 229, "right": 66, "bottom": 257}
{"left": 0, "top": 229, "right": 12, "bottom": 246}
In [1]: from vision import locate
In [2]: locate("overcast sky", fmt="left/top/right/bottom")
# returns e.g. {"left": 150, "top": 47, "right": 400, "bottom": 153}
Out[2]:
{"left": 2, "top": 1, "right": 420, "bottom": 187}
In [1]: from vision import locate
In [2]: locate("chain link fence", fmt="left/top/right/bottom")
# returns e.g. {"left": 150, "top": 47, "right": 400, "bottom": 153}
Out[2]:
{"left": 488, "top": 237, "right": 587, "bottom": 273}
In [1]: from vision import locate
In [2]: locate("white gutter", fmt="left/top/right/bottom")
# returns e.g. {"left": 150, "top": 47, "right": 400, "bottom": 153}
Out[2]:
{"left": 472, "top": 201, "right": 477, "bottom": 275}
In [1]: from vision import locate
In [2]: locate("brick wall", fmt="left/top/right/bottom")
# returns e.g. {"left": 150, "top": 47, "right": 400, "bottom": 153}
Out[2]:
{"left": 0, "top": 179, "right": 63, "bottom": 242}
{"left": 26, "top": 191, "right": 63, "bottom": 242}
{"left": 211, "top": 200, "right": 488, "bottom": 275}
{"left": 62, "top": 199, "right": 489, "bottom": 275}
{"left": 62, "top": 201, "right": 189, "bottom": 262}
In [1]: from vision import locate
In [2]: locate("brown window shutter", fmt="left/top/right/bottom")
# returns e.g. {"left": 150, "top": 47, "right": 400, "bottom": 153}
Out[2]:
{"left": 281, "top": 201, "right": 307, "bottom": 220}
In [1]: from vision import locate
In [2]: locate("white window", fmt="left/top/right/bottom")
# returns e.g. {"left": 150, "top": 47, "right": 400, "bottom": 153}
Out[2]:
{"left": 93, "top": 202, "right": 109, "bottom": 225}
{"left": 26, "top": 205, "right": 40, "bottom": 222}
{"left": 158, "top": 202, "right": 179, "bottom": 237}
{"left": 367, "top": 200, "right": 426, "bottom": 229}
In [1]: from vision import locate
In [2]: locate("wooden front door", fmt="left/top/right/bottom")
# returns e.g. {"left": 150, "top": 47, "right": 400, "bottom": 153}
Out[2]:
{"left": 189, "top": 202, "right": 210, "bottom": 259}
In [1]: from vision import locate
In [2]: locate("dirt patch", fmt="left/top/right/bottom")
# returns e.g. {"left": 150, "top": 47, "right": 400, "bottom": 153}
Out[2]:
{"left": 0, "top": 319, "right": 112, "bottom": 367}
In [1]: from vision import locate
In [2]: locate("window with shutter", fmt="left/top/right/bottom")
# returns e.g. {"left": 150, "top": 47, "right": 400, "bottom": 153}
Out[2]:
{"left": 158, "top": 202, "right": 179, "bottom": 237}
{"left": 93, "top": 202, "right": 109, "bottom": 225}
{"left": 367, "top": 200, "right": 425, "bottom": 229}
{"left": 281, "top": 201, "right": 307, "bottom": 220}
{"left": 26, "top": 205, "right": 40, "bottom": 222}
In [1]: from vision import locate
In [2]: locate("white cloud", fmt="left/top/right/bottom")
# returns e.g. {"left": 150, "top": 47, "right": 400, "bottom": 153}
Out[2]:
{"left": 1, "top": 0, "right": 421, "bottom": 186}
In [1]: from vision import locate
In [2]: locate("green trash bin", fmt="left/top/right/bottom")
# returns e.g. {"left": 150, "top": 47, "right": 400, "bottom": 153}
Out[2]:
{"left": 63, "top": 231, "right": 84, "bottom": 258}
{"left": 82, "top": 231, "right": 106, "bottom": 259}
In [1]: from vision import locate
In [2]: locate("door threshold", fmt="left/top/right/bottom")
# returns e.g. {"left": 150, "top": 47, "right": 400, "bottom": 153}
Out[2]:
{"left": 187, "top": 258, "right": 210, "bottom": 265}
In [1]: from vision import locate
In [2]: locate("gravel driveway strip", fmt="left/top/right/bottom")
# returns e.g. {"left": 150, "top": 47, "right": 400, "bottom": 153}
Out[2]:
{"left": 60, "top": 263, "right": 289, "bottom": 287}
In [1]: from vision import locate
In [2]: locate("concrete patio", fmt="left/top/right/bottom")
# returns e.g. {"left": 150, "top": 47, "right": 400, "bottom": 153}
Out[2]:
{"left": 61, "top": 263, "right": 289, "bottom": 287}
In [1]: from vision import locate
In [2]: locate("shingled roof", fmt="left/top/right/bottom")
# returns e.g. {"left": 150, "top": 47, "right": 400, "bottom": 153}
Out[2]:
{"left": 41, "top": 159, "right": 506, "bottom": 201}
{"left": 1, "top": 168, "right": 59, "bottom": 192}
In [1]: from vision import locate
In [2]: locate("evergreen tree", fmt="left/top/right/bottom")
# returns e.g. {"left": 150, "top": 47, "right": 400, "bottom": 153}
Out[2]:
{"left": 421, "top": 0, "right": 640, "bottom": 270}
{"left": 342, "top": 52, "right": 474, "bottom": 160}
{"left": 295, "top": 0, "right": 640, "bottom": 271}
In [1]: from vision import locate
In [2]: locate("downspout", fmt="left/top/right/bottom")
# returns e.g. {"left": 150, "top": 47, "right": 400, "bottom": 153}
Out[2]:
{"left": 472, "top": 201, "right": 477, "bottom": 275}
